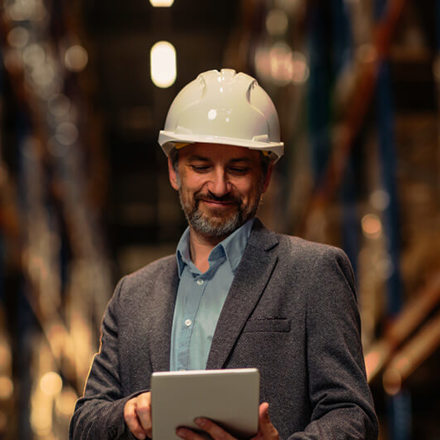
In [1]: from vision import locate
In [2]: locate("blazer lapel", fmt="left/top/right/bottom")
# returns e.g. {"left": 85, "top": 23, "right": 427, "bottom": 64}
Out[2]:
{"left": 149, "top": 257, "right": 179, "bottom": 372}
{"left": 206, "top": 220, "right": 279, "bottom": 369}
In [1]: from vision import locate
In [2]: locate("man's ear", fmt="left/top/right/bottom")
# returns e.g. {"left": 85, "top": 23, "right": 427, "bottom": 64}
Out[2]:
{"left": 168, "top": 157, "right": 180, "bottom": 191}
{"left": 261, "top": 164, "right": 273, "bottom": 194}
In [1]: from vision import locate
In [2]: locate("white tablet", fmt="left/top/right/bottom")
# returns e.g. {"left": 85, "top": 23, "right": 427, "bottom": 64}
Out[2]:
{"left": 151, "top": 368, "right": 260, "bottom": 440}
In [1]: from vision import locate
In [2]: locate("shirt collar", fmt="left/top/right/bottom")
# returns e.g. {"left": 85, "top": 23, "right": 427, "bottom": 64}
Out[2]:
{"left": 176, "top": 228, "right": 191, "bottom": 276}
{"left": 176, "top": 218, "right": 255, "bottom": 277}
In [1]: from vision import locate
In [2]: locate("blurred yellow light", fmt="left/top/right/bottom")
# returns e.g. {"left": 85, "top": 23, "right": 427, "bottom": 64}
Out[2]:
{"left": 32, "top": 62, "right": 55, "bottom": 87}
{"left": 7, "top": 26, "right": 30, "bottom": 48}
{"left": 55, "top": 389, "right": 78, "bottom": 417}
{"left": 0, "top": 377, "right": 14, "bottom": 400}
{"left": 149, "top": 0, "right": 175, "bottom": 6}
{"left": 370, "top": 189, "right": 390, "bottom": 211}
{"left": 361, "top": 213, "right": 382, "bottom": 239}
{"left": 7, "top": 0, "right": 47, "bottom": 21}
{"left": 255, "top": 43, "right": 309, "bottom": 86}
{"left": 31, "top": 404, "right": 52, "bottom": 436}
{"left": 383, "top": 368, "right": 402, "bottom": 396}
{"left": 0, "top": 342, "right": 11, "bottom": 370}
{"left": 150, "top": 41, "right": 177, "bottom": 88}
{"left": 291, "top": 51, "right": 310, "bottom": 84}
{"left": 269, "top": 42, "right": 294, "bottom": 86}
{"left": 266, "top": 9, "right": 288, "bottom": 36}
{"left": 22, "top": 43, "right": 46, "bottom": 67}
{"left": 40, "top": 371, "right": 63, "bottom": 396}
{"left": 64, "top": 45, "right": 88, "bottom": 72}
{"left": 55, "top": 122, "right": 79, "bottom": 146}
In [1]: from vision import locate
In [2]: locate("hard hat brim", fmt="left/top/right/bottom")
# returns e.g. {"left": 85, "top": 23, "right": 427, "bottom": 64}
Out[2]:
{"left": 158, "top": 131, "right": 284, "bottom": 163}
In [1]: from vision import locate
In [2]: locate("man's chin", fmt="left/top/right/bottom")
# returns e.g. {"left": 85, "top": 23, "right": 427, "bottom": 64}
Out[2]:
{"left": 201, "top": 215, "right": 237, "bottom": 229}
{"left": 189, "top": 212, "right": 242, "bottom": 238}
{"left": 197, "top": 203, "right": 239, "bottom": 220}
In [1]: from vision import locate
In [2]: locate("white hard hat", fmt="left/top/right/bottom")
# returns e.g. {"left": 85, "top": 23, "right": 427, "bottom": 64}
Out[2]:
{"left": 158, "top": 69, "right": 284, "bottom": 162}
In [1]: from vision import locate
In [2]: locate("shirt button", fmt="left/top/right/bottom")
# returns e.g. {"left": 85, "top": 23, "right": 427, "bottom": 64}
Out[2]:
{"left": 196, "top": 279, "right": 204, "bottom": 286}
{"left": 184, "top": 319, "right": 192, "bottom": 327}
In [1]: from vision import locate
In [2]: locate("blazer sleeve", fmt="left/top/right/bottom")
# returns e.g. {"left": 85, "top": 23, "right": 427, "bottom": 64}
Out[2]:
{"left": 69, "top": 278, "right": 143, "bottom": 440}
{"left": 289, "top": 246, "right": 378, "bottom": 440}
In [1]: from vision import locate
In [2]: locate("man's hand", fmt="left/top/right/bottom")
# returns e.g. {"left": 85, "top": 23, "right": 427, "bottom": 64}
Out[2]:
{"left": 124, "top": 392, "right": 152, "bottom": 440}
{"left": 251, "top": 403, "right": 279, "bottom": 440}
{"left": 176, "top": 402, "right": 279, "bottom": 440}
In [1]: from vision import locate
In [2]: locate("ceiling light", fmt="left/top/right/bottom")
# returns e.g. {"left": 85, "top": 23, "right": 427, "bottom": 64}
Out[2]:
{"left": 149, "top": 0, "right": 175, "bottom": 6}
{"left": 150, "top": 41, "right": 177, "bottom": 88}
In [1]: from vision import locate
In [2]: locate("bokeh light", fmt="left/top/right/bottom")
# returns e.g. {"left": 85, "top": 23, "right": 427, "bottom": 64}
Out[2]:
{"left": 150, "top": 41, "right": 177, "bottom": 88}
{"left": 149, "top": 0, "right": 175, "bottom": 6}
{"left": 64, "top": 45, "right": 89, "bottom": 72}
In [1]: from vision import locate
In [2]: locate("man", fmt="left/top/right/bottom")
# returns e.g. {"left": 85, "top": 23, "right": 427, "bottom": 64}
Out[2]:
{"left": 70, "top": 69, "right": 378, "bottom": 440}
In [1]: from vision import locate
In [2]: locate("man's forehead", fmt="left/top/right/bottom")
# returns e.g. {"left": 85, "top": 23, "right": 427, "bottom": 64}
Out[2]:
{"left": 177, "top": 143, "right": 260, "bottom": 161}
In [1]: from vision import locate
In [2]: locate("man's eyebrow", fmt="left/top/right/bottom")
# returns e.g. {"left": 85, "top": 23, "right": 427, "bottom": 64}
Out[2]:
{"left": 187, "top": 155, "right": 210, "bottom": 161}
{"left": 228, "top": 158, "right": 253, "bottom": 164}
{"left": 186, "top": 155, "right": 253, "bottom": 163}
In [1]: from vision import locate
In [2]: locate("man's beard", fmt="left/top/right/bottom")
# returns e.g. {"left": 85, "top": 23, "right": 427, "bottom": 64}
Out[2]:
{"left": 178, "top": 189, "right": 260, "bottom": 239}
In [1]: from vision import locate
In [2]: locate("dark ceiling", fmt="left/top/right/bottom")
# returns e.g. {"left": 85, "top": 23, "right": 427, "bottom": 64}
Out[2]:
{"left": 76, "top": 0, "right": 439, "bottom": 273}
{"left": 79, "top": 0, "right": 241, "bottom": 266}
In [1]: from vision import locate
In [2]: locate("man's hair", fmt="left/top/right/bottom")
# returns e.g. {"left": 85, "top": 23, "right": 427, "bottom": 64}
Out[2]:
{"left": 169, "top": 147, "right": 272, "bottom": 178}
{"left": 169, "top": 147, "right": 179, "bottom": 171}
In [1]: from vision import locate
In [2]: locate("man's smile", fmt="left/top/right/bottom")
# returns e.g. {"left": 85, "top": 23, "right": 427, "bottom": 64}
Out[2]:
{"left": 199, "top": 199, "right": 237, "bottom": 208}
{"left": 195, "top": 191, "right": 241, "bottom": 211}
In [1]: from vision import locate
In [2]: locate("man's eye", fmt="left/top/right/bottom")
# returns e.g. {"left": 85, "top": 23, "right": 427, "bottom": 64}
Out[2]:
{"left": 229, "top": 167, "right": 249, "bottom": 174}
{"left": 191, "top": 165, "right": 210, "bottom": 172}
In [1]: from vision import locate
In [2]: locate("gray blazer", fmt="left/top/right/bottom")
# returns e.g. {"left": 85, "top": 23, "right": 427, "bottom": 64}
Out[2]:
{"left": 70, "top": 220, "right": 378, "bottom": 439}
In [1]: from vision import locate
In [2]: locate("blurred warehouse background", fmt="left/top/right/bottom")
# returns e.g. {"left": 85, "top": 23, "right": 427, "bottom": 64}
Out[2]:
{"left": 0, "top": 0, "right": 440, "bottom": 438}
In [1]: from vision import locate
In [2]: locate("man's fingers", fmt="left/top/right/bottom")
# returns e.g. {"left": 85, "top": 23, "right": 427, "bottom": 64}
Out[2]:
{"left": 195, "top": 417, "right": 234, "bottom": 440}
{"left": 124, "top": 400, "right": 147, "bottom": 439}
{"left": 176, "top": 418, "right": 235, "bottom": 440}
{"left": 256, "top": 403, "right": 279, "bottom": 440}
{"left": 176, "top": 427, "right": 204, "bottom": 440}
{"left": 124, "top": 392, "right": 152, "bottom": 439}
{"left": 136, "top": 393, "right": 153, "bottom": 433}
{"left": 259, "top": 402, "right": 270, "bottom": 422}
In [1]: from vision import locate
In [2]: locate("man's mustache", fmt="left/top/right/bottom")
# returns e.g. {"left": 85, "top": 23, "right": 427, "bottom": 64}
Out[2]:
{"left": 194, "top": 191, "right": 241, "bottom": 205}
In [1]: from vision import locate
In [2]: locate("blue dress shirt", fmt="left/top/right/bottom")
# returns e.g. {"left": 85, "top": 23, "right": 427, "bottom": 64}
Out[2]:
{"left": 170, "top": 219, "right": 254, "bottom": 371}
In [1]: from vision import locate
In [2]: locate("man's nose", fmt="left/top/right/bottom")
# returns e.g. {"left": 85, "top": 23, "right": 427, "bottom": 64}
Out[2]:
{"left": 207, "top": 168, "right": 231, "bottom": 196}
